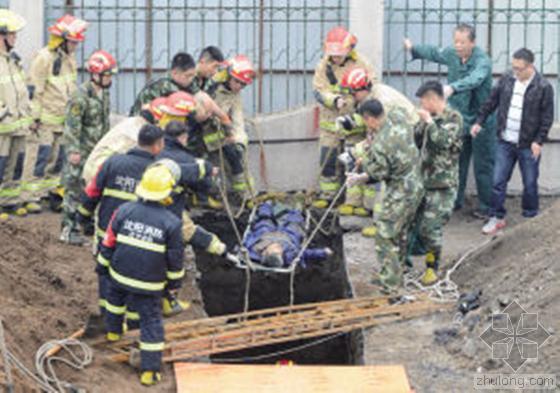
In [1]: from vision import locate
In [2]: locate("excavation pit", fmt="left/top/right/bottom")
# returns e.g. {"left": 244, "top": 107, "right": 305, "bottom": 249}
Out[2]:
{"left": 191, "top": 209, "right": 364, "bottom": 365}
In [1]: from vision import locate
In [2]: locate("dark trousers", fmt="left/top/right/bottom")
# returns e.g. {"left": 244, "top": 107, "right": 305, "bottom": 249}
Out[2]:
{"left": 490, "top": 139, "right": 540, "bottom": 219}
{"left": 456, "top": 125, "right": 496, "bottom": 213}
{"left": 105, "top": 279, "right": 163, "bottom": 371}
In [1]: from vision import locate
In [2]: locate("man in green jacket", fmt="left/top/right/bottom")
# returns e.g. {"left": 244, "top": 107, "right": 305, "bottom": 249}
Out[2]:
{"left": 404, "top": 23, "right": 495, "bottom": 218}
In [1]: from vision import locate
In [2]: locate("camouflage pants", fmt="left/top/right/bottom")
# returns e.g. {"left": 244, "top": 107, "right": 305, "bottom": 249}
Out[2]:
{"left": 374, "top": 183, "right": 423, "bottom": 288}
{"left": 61, "top": 160, "right": 85, "bottom": 230}
{"left": 415, "top": 187, "right": 457, "bottom": 263}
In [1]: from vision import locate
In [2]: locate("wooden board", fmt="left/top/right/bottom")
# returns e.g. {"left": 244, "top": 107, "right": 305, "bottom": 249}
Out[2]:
{"left": 174, "top": 362, "right": 412, "bottom": 393}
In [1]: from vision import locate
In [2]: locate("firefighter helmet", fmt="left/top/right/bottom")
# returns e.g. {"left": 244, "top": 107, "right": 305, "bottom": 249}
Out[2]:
{"left": 149, "top": 97, "right": 168, "bottom": 120}
{"left": 227, "top": 55, "right": 256, "bottom": 85}
{"left": 341, "top": 67, "right": 371, "bottom": 91}
{"left": 86, "top": 50, "right": 118, "bottom": 74}
{"left": 0, "top": 9, "right": 26, "bottom": 34}
{"left": 48, "top": 14, "right": 88, "bottom": 42}
{"left": 161, "top": 92, "right": 196, "bottom": 117}
{"left": 324, "top": 26, "right": 356, "bottom": 57}
{"left": 136, "top": 165, "right": 176, "bottom": 201}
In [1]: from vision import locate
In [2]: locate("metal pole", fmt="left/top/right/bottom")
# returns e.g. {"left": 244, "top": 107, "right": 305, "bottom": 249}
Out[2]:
{"left": 145, "top": 0, "right": 153, "bottom": 83}
{"left": 487, "top": 0, "right": 493, "bottom": 57}
{"left": 257, "top": 0, "right": 264, "bottom": 114}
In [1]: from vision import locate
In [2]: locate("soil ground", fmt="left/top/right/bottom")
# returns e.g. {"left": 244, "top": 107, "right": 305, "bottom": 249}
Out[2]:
{"left": 0, "top": 196, "right": 558, "bottom": 392}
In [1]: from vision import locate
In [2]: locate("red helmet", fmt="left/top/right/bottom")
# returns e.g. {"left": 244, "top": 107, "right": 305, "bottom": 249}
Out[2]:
{"left": 149, "top": 97, "right": 167, "bottom": 120}
{"left": 48, "top": 14, "right": 88, "bottom": 42}
{"left": 162, "top": 92, "right": 196, "bottom": 116}
{"left": 324, "top": 26, "right": 357, "bottom": 57}
{"left": 227, "top": 55, "right": 256, "bottom": 85}
{"left": 86, "top": 50, "right": 118, "bottom": 74}
{"left": 341, "top": 67, "right": 371, "bottom": 91}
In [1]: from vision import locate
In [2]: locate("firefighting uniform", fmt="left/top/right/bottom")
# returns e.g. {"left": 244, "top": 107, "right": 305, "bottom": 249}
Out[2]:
{"left": 28, "top": 46, "right": 78, "bottom": 189}
{"left": 0, "top": 49, "right": 34, "bottom": 207}
{"left": 99, "top": 200, "right": 184, "bottom": 372}
{"left": 312, "top": 52, "right": 375, "bottom": 200}
{"left": 198, "top": 82, "right": 252, "bottom": 196}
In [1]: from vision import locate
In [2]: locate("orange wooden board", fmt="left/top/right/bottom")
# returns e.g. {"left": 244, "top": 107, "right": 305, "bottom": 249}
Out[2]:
{"left": 174, "top": 362, "right": 411, "bottom": 393}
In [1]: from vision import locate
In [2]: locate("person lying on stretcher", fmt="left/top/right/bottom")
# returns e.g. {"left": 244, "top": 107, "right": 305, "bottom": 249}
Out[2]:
{"left": 243, "top": 201, "right": 332, "bottom": 268}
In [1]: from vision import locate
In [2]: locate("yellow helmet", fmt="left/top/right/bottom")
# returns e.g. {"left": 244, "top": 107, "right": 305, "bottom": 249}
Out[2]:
{"left": 135, "top": 165, "right": 176, "bottom": 201}
{"left": 0, "top": 9, "right": 26, "bottom": 34}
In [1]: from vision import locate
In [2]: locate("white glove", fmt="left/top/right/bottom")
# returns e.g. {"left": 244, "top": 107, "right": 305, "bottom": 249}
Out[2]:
{"left": 345, "top": 172, "right": 369, "bottom": 187}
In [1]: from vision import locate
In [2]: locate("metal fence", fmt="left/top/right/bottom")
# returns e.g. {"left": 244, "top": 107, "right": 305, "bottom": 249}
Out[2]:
{"left": 44, "top": 0, "right": 348, "bottom": 115}
{"left": 384, "top": 0, "right": 560, "bottom": 119}
{"left": 42, "top": 0, "right": 560, "bottom": 118}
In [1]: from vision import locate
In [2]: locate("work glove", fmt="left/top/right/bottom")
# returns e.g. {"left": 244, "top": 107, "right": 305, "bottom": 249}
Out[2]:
{"left": 345, "top": 172, "right": 369, "bottom": 187}
{"left": 336, "top": 115, "right": 356, "bottom": 131}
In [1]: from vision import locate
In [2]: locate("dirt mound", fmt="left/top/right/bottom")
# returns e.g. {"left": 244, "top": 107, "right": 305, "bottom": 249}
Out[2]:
{"left": 447, "top": 199, "right": 560, "bottom": 374}
{"left": 0, "top": 214, "right": 201, "bottom": 392}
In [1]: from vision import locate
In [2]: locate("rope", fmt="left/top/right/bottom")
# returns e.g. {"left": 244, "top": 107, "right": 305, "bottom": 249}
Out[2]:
{"left": 35, "top": 339, "right": 93, "bottom": 393}
{"left": 1, "top": 338, "right": 92, "bottom": 393}
{"left": 403, "top": 236, "right": 497, "bottom": 303}
{"left": 289, "top": 183, "right": 347, "bottom": 307}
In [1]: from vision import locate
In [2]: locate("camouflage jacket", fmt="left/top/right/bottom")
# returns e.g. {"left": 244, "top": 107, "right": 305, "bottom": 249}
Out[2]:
{"left": 363, "top": 107, "right": 423, "bottom": 196}
{"left": 191, "top": 72, "right": 215, "bottom": 94}
{"left": 341, "top": 85, "right": 419, "bottom": 145}
{"left": 129, "top": 74, "right": 197, "bottom": 116}
{"left": 64, "top": 81, "right": 110, "bottom": 157}
{"left": 414, "top": 107, "right": 463, "bottom": 190}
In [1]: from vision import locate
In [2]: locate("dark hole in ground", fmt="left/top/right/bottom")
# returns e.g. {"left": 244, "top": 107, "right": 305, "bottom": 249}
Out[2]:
{"left": 191, "top": 209, "right": 364, "bottom": 365}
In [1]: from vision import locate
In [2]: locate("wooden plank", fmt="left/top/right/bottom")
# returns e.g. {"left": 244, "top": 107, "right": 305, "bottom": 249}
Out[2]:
{"left": 174, "top": 363, "right": 412, "bottom": 393}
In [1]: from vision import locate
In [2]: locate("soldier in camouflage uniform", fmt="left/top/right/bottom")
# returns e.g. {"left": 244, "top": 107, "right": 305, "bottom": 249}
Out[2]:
{"left": 129, "top": 52, "right": 198, "bottom": 116}
{"left": 336, "top": 67, "right": 419, "bottom": 237}
{"left": 312, "top": 26, "right": 375, "bottom": 208}
{"left": 190, "top": 46, "right": 224, "bottom": 94}
{"left": 60, "top": 50, "right": 117, "bottom": 245}
{"left": 411, "top": 81, "right": 463, "bottom": 285}
{"left": 346, "top": 100, "right": 423, "bottom": 291}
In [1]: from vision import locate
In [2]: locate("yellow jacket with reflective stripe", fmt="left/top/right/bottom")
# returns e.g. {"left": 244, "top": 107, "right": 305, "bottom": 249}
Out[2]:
{"left": 82, "top": 116, "right": 149, "bottom": 184}
{"left": 312, "top": 52, "right": 375, "bottom": 131}
{"left": 0, "top": 51, "right": 32, "bottom": 135}
{"left": 28, "top": 46, "right": 78, "bottom": 128}
{"left": 213, "top": 83, "right": 248, "bottom": 147}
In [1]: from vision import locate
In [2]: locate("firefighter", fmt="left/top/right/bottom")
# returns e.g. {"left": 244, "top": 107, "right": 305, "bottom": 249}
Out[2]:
{"left": 100, "top": 164, "right": 184, "bottom": 386}
{"left": 198, "top": 54, "right": 256, "bottom": 201}
{"left": 159, "top": 120, "right": 219, "bottom": 209}
{"left": 28, "top": 14, "right": 88, "bottom": 194}
{"left": 79, "top": 124, "right": 165, "bottom": 316}
{"left": 336, "top": 67, "right": 418, "bottom": 237}
{"left": 312, "top": 26, "right": 375, "bottom": 209}
{"left": 156, "top": 122, "right": 226, "bottom": 255}
{"left": 60, "top": 50, "right": 117, "bottom": 245}
{"left": 82, "top": 96, "right": 167, "bottom": 185}
{"left": 0, "top": 9, "right": 35, "bottom": 219}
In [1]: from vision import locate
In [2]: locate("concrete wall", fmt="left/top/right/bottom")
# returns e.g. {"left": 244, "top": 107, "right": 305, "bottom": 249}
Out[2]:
{"left": 247, "top": 105, "right": 560, "bottom": 196}
{"left": 247, "top": 105, "right": 320, "bottom": 192}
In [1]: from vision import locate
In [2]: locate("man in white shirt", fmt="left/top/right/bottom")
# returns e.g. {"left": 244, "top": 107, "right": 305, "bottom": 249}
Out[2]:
{"left": 471, "top": 48, "right": 554, "bottom": 234}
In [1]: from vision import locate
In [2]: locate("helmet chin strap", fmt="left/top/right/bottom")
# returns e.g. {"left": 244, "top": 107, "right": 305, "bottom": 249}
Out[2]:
{"left": 91, "top": 74, "right": 112, "bottom": 89}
